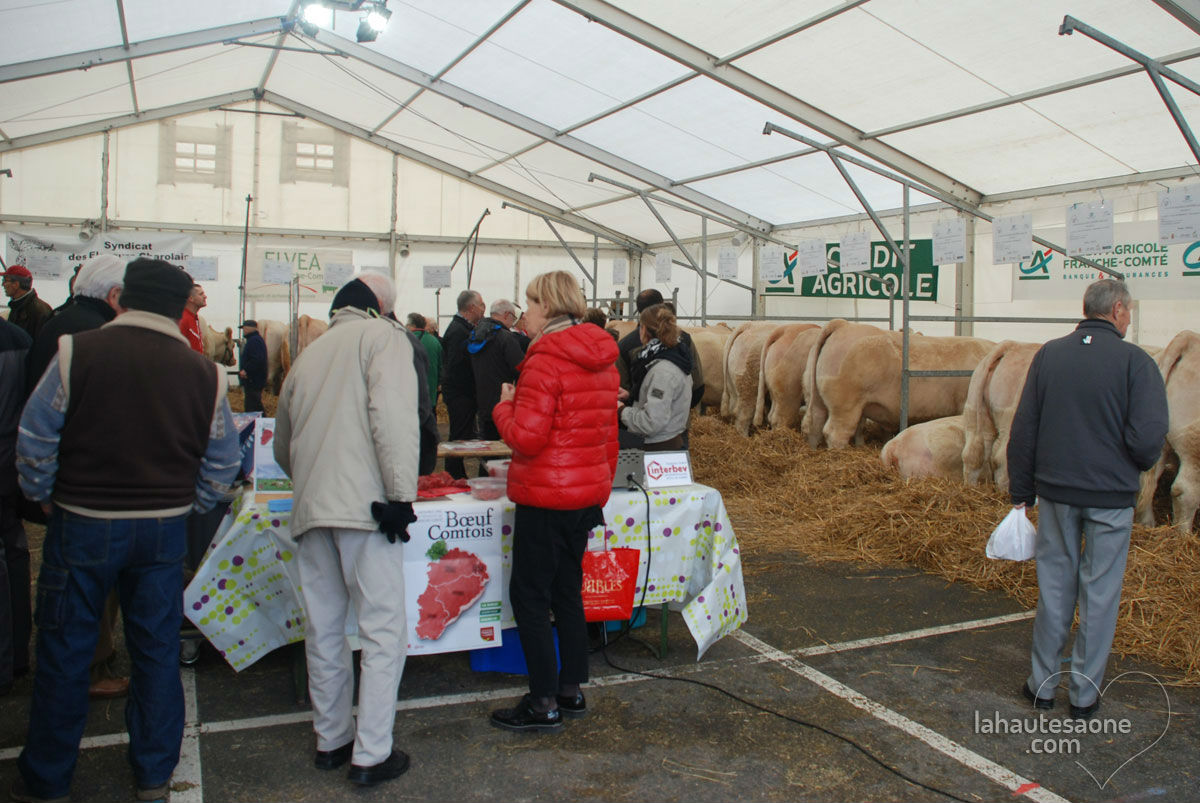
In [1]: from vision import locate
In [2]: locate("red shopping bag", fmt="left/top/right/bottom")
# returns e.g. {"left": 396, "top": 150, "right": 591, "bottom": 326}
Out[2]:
{"left": 581, "top": 539, "right": 640, "bottom": 623}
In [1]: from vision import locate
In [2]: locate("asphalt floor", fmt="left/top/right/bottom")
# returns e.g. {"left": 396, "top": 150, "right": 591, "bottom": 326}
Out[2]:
{"left": 1, "top": 542, "right": 1196, "bottom": 803}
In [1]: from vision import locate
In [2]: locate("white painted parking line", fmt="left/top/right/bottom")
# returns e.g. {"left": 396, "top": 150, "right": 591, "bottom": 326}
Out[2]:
{"left": 733, "top": 629, "right": 1072, "bottom": 803}
{"left": 795, "top": 610, "right": 1036, "bottom": 657}
{"left": 173, "top": 669, "right": 203, "bottom": 803}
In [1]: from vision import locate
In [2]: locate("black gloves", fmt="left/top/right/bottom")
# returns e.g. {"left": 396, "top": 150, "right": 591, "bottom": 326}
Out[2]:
{"left": 371, "top": 501, "right": 417, "bottom": 544}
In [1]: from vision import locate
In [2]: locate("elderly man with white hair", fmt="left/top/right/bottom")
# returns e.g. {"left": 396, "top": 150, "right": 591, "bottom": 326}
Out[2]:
{"left": 272, "top": 273, "right": 437, "bottom": 789}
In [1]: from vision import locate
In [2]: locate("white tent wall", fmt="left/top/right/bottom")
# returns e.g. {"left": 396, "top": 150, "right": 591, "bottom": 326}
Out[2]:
{"left": 0, "top": 137, "right": 104, "bottom": 220}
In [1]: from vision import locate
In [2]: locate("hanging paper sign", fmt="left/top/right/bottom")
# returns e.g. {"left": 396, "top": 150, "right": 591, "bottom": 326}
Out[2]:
{"left": 186, "top": 256, "right": 218, "bottom": 282}
{"left": 932, "top": 218, "right": 967, "bottom": 265}
{"left": 23, "top": 251, "right": 66, "bottom": 279}
{"left": 612, "top": 257, "right": 628, "bottom": 285}
{"left": 839, "top": 232, "right": 871, "bottom": 272}
{"left": 1158, "top": 184, "right": 1200, "bottom": 244}
{"left": 261, "top": 259, "right": 293, "bottom": 285}
{"left": 759, "top": 246, "right": 784, "bottom": 282}
{"left": 1066, "top": 201, "right": 1114, "bottom": 256}
{"left": 324, "top": 261, "right": 354, "bottom": 288}
{"left": 654, "top": 252, "right": 672, "bottom": 283}
{"left": 423, "top": 265, "right": 451, "bottom": 289}
{"left": 993, "top": 214, "right": 1034, "bottom": 265}
{"left": 794, "top": 239, "right": 826, "bottom": 277}
{"left": 717, "top": 247, "right": 738, "bottom": 280}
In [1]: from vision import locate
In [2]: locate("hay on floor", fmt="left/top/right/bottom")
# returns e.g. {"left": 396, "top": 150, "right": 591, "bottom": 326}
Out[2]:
{"left": 688, "top": 414, "right": 1200, "bottom": 684}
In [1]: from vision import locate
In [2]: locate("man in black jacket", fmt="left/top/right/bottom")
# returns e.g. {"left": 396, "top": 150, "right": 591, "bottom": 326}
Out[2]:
{"left": 0, "top": 317, "right": 31, "bottom": 698}
{"left": 468, "top": 299, "right": 525, "bottom": 441}
{"left": 2, "top": 265, "right": 53, "bottom": 341}
{"left": 1007, "top": 279, "right": 1168, "bottom": 720}
{"left": 239, "top": 320, "right": 268, "bottom": 413}
{"left": 441, "top": 290, "right": 485, "bottom": 478}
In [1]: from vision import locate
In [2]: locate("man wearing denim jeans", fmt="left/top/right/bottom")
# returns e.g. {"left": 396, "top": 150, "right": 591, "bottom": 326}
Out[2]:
{"left": 12, "top": 258, "right": 240, "bottom": 803}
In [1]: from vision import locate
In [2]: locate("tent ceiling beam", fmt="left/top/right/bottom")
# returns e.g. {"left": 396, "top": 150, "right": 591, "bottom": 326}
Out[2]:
{"left": 866, "top": 45, "right": 1200, "bottom": 140}
{"left": 553, "top": 0, "right": 982, "bottom": 207}
{"left": 673, "top": 146, "right": 820, "bottom": 186}
{"left": 0, "top": 90, "right": 260, "bottom": 154}
{"left": 556, "top": 73, "right": 694, "bottom": 136}
{"left": 982, "top": 164, "right": 1200, "bottom": 204}
{"left": 468, "top": 142, "right": 541, "bottom": 176}
{"left": 0, "top": 18, "right": 289, "bottom": 85}
{"left": 1151, "top": 0, "right": 1200, "bottom": 36}
{"left": 258, "top": 1, "right": 303, "bottom": 92}
{"left": 115, "top": 0, "right": 139, "bottom": 115}
{"left": 370, "top": 0, "right": 531, "bottom": 135}
{"left": 260, "top": 91, "right": 647, "bottom": 249}
{"left": 713, "top": 0, "right": 871, "bottom": 67}
{"left": 302, "top": 27, "right": 773, "bottom": 233}
{"left": 499, "top": 200, "right": 646, "bottom": 253}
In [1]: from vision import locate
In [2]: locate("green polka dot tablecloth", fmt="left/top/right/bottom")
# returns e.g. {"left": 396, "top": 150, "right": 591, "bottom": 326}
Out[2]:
{"left": 185, "top": 484, "right": 746, "bottom": 670}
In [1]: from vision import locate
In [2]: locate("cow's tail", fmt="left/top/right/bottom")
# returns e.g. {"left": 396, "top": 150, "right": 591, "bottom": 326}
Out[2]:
{"left": 721, "top": 323, "right": 750, "bottom": 418}
{"left": 753, "top": 326, "right": 785, "bottom": 428}
{"left": 801, "top": 319, "right": 846, "bottom": 448}
{"left": 1157, "top": 329, "right": 1200, "bottom": 387}
{"left": 961, "top": 340, "right": 1010, "bottom": 484}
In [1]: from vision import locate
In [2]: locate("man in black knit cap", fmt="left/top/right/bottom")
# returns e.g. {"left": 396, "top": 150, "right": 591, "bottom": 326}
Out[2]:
{"left": 13, "top": 257, "right": 240, "bottom": 803}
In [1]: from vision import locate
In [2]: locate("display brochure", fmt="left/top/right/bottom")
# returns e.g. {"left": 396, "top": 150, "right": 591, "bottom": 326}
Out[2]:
{"left": 643, "top": 451, "right": 693, "bottom": 489}
{"left": 932, "top": 218, "right": 967, "bottom": 265}
{"left": 253, "top": 418, "right": 292, "bottom": 501}
{"left": 405, "top": 501, "right": 505, "bottom": 655}
{"left": 794, "top": 239, "right": 826, "bottom": 277}
{"left": 1158, "top": 184, "right": 1200, "bottom": 244}
{"left": 1066, "top": 201, "right": 1113, "bottom": 256}
{"left": 993, "top": 213, "right": 1034, "bottom": 265}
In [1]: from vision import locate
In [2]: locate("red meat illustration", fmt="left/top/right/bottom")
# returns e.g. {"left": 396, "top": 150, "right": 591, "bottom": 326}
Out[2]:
{"left": 415, "top": 548, "right": 490, "bottom": 640}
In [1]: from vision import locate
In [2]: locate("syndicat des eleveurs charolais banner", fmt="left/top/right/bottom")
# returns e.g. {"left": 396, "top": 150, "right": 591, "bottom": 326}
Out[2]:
{"left": 6, "top": 231, "right": 193, "bottom": 279}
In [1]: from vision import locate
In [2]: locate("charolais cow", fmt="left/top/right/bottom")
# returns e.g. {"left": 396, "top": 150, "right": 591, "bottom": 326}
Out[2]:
{"left": 1136, "top": 330, "right": 1200, "bottom": 532}
{"left": 198, "top": 315, "right": 236, "bottom": 367}
{"left": 961, "top": 341, "right": 1041, "bottom": 490}
{"left": 277, "top": 314, "right": 330, "bottom": 383}
{"left": 880, "top": 415, "right": 965, "bottom": 480}
{"left": 255, "top": 319, "right": 290, "bottom": 394}
{"left": 802, "top": 319, "right": 993, "bottom": 449}
{"left": 682, "top": 323, "right": 732, "bottom": 409}
{"left": 721, "top": 322, "right": 779, "bottom": 436}
{"left": 753, "top": 323, "right": 820, "bottom": 431}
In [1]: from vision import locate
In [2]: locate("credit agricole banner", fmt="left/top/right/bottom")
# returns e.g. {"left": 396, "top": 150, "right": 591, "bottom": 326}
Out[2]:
{"left": 1013, "top": 221, "right": 1199, "bottom": 300}
{"left": 764, "top": 239, "right": 938, "bottom": 302}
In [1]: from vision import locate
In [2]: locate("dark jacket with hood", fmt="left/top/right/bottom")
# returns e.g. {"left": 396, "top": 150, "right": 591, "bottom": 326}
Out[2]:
{"left": 442, "top": 313, "right": 475, "bottom": 401}
{"left": 7, "top": 289, "right": 53, "bottom": 341}
{"left": 1007, "top": 318, "right": 1168, "bottom": 509}
{"left": 468, "top": 317, "right": 526, "bottom": 436}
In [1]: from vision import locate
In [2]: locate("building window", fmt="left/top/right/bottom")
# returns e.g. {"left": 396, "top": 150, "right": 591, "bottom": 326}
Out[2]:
{"left": 281, "top": 122, "right": 348, "bottom": 187}
{"left": 158, "top": 121, "right": 232, "bottom": 188}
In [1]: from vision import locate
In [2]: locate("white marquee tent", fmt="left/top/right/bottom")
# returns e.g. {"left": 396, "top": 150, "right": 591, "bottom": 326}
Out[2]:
{"left": 2, "top": 0, "right": 1199, "bottom": 343}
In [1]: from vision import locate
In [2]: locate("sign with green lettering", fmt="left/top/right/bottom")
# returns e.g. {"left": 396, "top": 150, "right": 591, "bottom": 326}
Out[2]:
{"left": 764, "top": 239, "right": 938, "bottom": 301}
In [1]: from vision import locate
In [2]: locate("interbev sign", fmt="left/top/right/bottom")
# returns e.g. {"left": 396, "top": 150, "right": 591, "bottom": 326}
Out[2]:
{"left": 1014, "top": 221, "right": 1199, "bottom": 300}
{"left": 764, "top": 239, "right": 937, "bottom": 302}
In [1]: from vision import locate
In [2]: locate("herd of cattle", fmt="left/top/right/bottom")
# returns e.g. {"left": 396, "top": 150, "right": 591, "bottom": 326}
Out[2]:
{"left": 201, "top": 313, "right": 1198, "bottom": 533}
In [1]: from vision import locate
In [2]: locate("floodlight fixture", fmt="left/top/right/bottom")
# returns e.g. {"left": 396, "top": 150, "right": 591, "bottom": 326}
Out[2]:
{"left": 365, "top": 5, "right": 391, "bottom": 32}
{"left": 301, "top": 2, "right": 333, "bottom": 28}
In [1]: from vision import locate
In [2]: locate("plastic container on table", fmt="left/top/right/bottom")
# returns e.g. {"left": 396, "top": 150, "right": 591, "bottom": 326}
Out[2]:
{"left": 466, "top": 476, "right": 507, "bottom": 501}
{"left": 484, "top": 459, "right": 511, "bottom": 479}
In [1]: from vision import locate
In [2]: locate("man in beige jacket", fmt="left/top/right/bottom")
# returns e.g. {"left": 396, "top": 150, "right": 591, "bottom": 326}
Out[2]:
{"left": 273, "top": 273, "right": 435, "bottom": 788}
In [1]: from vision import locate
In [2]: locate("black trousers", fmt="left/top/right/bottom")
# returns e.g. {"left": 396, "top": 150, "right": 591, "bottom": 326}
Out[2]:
{"left": 243, "top": 386, "right": 263, "bottom": 413}
{"left": 443, "top": 392, "right": 477, "bottom": 479}
{"left": 0, "top": 493, "right": 31, "bottom": 690}
{"left": 510, "top": 504, "right": 599, "bottom": 698}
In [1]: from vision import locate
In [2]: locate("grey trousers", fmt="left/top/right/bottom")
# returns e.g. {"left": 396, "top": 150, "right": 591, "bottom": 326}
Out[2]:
{"left": 1027, "top": 499, "right": 1133, "bottom": 708}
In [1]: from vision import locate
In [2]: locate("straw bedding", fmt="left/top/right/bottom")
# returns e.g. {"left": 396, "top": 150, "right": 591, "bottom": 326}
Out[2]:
{"left": 688, "top": 414, "right": 1200, "bottom": 685}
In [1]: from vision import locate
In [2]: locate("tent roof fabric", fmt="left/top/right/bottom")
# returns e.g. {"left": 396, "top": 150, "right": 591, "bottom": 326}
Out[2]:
{"left": 2, "top": 0, "right": 1198, "bottom": 243}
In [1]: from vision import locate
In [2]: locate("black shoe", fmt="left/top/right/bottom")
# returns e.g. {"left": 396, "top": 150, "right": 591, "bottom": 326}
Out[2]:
{"left": 9, "top": 778, "right": 70, "bottom": 803}
{"left": 347, "top": 750, "right": 410, "bottom": 787}
{"left": 1022, "top": 682, "right": 1054, "bottom": 710}
{"left": 556, "top": 691, "right": 587, "bottom": 719}
{"left": 1070, "top": 699, "right": 1101, "bottom": 720}
{"left": 490, "top": 695, "right": 564, "bottom": 732}
{"left": 314, "top": 740, "right": 354, "bottom": 770}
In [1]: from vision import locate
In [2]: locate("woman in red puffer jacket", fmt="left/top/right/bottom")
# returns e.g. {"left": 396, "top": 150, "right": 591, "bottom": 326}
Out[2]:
{"left": 489, "top": 271, "right": 618, "bottom": 733}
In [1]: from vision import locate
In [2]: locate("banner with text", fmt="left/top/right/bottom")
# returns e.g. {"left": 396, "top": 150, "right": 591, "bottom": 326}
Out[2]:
{"left": 6, "top": 231, "right": 193, "bottom": 280}
{"left": 764, "top": 239, "right": 937, "bottom": 302}
{"left": 1012, "top": 221, "right": 1200, "bottom": 300}
{"left": 248, "top": 246, "right": 355, "bottom": 300}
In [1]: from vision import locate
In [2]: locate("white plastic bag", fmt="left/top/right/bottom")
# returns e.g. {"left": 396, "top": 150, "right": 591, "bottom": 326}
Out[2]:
{"left": 985, "top": 506, "right": 1037, "bottom": 561}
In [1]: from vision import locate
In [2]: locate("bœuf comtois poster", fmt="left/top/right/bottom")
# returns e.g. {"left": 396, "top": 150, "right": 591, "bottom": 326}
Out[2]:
{"left": 404, "top": 500, "right": 504, "bottom": 655}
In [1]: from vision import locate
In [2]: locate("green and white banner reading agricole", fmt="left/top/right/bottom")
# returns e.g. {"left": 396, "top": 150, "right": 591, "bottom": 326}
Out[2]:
{"left": 1013, "top": 221, "right": 1200, "bottom": 300}
{"left": 764, "top": 239, "right": 938, "bottom": 302}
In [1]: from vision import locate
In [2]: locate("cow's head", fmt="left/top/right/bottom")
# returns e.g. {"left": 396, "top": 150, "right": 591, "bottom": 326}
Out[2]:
{"left": 205, "top": 326, "right": 236, "bottom": 366}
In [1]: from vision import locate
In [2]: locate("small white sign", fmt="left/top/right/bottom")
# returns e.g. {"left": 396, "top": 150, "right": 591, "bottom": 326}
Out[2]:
{"left": 839, "top": 232, "right": 871, "bottom": 272}
{"left": 932, "top": 218, "right": 967, "bottom": 265}
{"left": 324, "top": 261, "right": 355, "bottom": 288}
{"left": 423, "top": 265, "right": 452, "bottom": 289}
{"left": 654, "top": 252, "right": 672, "bottom": 283}
{"left": 612, "top": 257, "right": 627, "bottom": 285}
{"left": 794, "top": 239, "right": 826, "bottom": 277}
{"left": 993, "top": 214, "right": 1034, "bottom": 265}
{"left": 759, "top": 245, "right": 785, "bottom": 282}
{"left": 1158, "top": 184, "right": 1200, "bottom": 244}
{"left": 717, "top": 246, "right": 739, "bottom": 280}
{"left": 1066, "top": 201, "right": 1114, "bottom": 256}
{"left": 643, "top": 451, "right": 693, "bottom": 489}
{"left": 186, "top": 256, "right": 218, "bottom": 282}
{"left": 24, "top": 251, "right": 65, "bottom": 279}
{"left": 262, "top": 259, "right": 293, "bottom": 284}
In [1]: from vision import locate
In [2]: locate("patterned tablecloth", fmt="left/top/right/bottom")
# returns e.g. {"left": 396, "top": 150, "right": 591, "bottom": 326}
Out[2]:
{"left": 184, "top": 483, "right": 747, "bottom": 670}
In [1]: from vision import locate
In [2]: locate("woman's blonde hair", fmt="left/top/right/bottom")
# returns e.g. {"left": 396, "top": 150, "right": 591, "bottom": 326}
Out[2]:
{"left": 525, "top": 271, "right": 586, "bottom": 319}
{"left": 639, "top": 303, "right": 680, "bottom": 348}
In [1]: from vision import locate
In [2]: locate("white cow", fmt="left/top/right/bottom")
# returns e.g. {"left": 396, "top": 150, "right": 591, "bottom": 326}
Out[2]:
{"left": 881, "top": 415, "right": 966, "bottom": 480}
{"left": 1136, "top": 330, "right": 1200, "bottom": 532}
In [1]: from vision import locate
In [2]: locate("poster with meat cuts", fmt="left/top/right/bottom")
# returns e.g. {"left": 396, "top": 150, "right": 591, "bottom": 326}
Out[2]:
{"left": 252, "top": 418, "right": 292, "bottom": 502}
{"left": 404, "top": 499, "right": 504, "bottom": 655}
